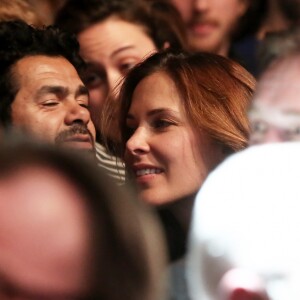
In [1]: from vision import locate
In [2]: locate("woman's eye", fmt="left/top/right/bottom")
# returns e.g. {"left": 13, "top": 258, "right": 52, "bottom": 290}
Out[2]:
{"left": 119, "top": 62, "right": 136, "bottom": 75}
{"left": 153, "top": 119, "right": 173, "bottom": 129}
{"left": 291, "top": 126, "right": 300, "bottom": 135}
{"left": 83, "top": 72, "right": 105, "bottom": 88}
{"left": 251, "top": 120, "right": 268, "bottom": 134}
{"left": 285, "top": 126, "right": 300, "bottom": 140}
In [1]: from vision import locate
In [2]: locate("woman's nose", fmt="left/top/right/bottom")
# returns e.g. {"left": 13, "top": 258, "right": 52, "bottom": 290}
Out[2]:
{"left": 125, "top": 127, "right": 150, "bottom": 156}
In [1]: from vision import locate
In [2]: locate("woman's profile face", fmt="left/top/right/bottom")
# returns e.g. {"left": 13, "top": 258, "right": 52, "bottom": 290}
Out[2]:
{"left": 124, "top": 71, "right": 224, "bottom": 205}
{"left": 78, "top": 16, "right": 157, "bottom": 129}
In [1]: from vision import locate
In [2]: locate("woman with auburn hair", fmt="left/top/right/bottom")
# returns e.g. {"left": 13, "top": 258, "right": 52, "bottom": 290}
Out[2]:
{"left": 117, "top": 49, "right": 255, "bottom": 261}
{"left": 56, "top": 0, "right": 187, "bottom": 184}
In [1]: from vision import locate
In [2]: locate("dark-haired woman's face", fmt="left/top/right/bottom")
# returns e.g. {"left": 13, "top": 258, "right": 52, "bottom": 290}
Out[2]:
{"left": 124, "top": 72, "right": 223, "bottom": 205}
{"left": 78, "top": 17, "right": 157, "bottom": 130}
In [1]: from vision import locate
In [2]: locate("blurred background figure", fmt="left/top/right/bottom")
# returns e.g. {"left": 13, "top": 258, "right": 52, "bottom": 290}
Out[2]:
{"left": 0, "top": 0, "right": 43, "bottom": 26}
{"left": 168, "top": 0, "right": 251, "bottom": 56}
{"left": 258, "top": 26, "right": 300, "bottom": 72}
{"left": 56, "top": 0, "right": 187, "bottom": 183}
{"left": 167, "top": 0, "right": 264, "bottom": 75}
{"left": 256, "top": 0, "right": 296, "bottom": 39}
{"left": 0, "top": 136, "right": 166, "bottom": 300}
{"left": 187, "top": 142, "right": 300, "bottom": 300}
{"left": 168, "top": 0, "right": 300, "bottom": 76}
{"left": 28, "top": 0, "right": 67, "bottom": 25}
{"left": 278, "top": 0, "right": 300, "bottom": 26}
{"left": 249, "top": 51, "right": 300, "bottom": 144}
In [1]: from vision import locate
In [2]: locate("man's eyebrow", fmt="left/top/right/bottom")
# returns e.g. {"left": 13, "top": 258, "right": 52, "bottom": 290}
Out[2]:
{"left": 75, "top": 85, "right": 89, "bottom": 98}
{"left": 35, "top": 85, "right": 68, "bottom": 99}
{"left": 35, "top": 85, "right": 89, "bottom": 99}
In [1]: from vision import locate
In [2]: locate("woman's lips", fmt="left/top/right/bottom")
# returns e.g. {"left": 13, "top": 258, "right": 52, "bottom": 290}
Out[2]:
{"left": 135, "top": 168, "right": 163, "bottom": 177}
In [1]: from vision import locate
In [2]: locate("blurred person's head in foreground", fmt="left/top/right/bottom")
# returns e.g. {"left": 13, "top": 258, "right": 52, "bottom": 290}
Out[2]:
{"left": 249, "top": 51, "right": 300, "bottom": 144}
{"left": 56, "top": 0, "right": 187, "bottom": 138}
{"left": 187, "top": 142, "right": 300, "bottom": 300}
{"left": 0, "top": 20, "right": 96, "bottom": 151}
{"left": 0, "top": 135, "right": 166, "bottom": 300}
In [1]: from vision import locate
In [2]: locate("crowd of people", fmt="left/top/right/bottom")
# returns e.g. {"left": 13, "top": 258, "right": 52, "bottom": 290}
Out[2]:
{"left": 1, "top": 0, "right": 300, "bottom": 299}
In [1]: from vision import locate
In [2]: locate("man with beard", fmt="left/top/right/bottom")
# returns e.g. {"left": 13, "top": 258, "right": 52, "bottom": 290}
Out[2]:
{"left": 0, "top": 20, "right": 96, "bottom": 152}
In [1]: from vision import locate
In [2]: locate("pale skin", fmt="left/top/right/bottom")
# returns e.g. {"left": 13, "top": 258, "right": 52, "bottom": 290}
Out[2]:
{"left": 0, "top": 165, "right": 92, "bottom": 299}
{"left": 170, "top": 0, "right": 249, "bottom": 56}
{"left": 125, "top": 72, "right": 224, "bottom": 208}
{"left": 78, "top": 16, "right": 157, "bottom": 130}
{"left": 249, "top": 56, "right": 300, "bottom": 144}
{"left": 11, "top": 55, "right": 96, "bottom": 150}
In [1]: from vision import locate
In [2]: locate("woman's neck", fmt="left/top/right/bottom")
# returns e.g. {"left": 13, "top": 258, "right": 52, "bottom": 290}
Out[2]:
{"left": 167, "top": 193, "right": 196, "bottom": 233}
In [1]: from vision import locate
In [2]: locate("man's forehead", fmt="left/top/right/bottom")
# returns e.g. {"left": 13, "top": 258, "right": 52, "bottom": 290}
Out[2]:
{"left": 253, "top": 58, "right": 300, "bottom": 109}
{"left": 13, "top": 55, "right": 82, "bottom": 86}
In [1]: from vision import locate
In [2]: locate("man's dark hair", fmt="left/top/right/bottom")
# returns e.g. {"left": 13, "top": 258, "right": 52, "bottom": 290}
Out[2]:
{"left": 0, "top": 20, "right": 85, "bottom": 127}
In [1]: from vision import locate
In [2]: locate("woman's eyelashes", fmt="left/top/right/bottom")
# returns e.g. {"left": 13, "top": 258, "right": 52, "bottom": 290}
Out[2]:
{"left": 152, "top": 118, "right": 175, "bottom": 130}
{"left": 119, "top": 61, "right": 136, "bottom": 75}
{"left": 125, "top": 117, "right": 177, "bottom": 138}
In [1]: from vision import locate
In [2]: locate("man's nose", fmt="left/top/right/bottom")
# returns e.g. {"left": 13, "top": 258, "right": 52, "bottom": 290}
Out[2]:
{"left": 65, "top": 101, "right": 91, "bottom": 125}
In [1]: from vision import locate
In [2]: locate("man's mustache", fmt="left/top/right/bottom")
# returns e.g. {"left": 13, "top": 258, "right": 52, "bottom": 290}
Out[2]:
{"left": 55, "top": 124, "right": 94, "bottom": 145}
